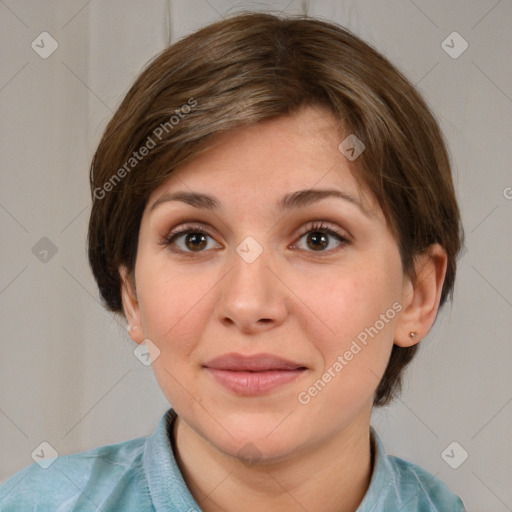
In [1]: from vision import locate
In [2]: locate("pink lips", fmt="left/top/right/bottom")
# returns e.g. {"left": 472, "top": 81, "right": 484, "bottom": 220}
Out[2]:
{"left": 204, "top": 353, "right": 307, "bottom": 396}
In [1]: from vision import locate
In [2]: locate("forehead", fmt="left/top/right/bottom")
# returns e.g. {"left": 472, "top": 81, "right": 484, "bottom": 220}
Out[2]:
{"left": 147, "top": 105, "right": 378, "bottom": 216}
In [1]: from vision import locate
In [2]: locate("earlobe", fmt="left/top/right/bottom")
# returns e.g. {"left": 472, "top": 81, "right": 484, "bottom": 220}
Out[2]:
{"left": 394, "top": 244, "right": 448, "bottom": 348}
{"left": 119, "top": 265, "right": 145, "bottom": 344}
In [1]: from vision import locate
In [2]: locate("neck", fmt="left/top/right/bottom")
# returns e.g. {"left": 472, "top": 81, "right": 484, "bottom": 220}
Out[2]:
{"left": 172, "top": 411, "right": 374, "bottom": 512}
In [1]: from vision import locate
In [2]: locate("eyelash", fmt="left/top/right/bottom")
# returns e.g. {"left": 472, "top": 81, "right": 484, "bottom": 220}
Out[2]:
{"left": 160, "top": 221, "right": 350, "bottom": 257}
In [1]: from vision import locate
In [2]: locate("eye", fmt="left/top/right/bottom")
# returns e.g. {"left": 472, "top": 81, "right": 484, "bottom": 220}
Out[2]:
{"left": 160, "top": 221, "right": 350, "bottom": 256}
{"left": 161, "top": 223, "right": 221, "bottom": 254}
{"left": 292, "top": 222, "right": 350, "bottom": 253}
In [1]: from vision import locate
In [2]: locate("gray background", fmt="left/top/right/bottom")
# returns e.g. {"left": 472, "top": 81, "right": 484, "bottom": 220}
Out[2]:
{"left": 1, "top": 1, "right": 511, "bottom": 510}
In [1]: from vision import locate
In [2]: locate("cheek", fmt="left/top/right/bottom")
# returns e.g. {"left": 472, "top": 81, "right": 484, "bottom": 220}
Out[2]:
{"left": 292, "top": 255, "right": 403, "bottom": 407}
{"left": 136, "top": 267, "right": 218, "bottom": 407}
{"left": 293, "top": 259, "right": 401, "bottom": 349}
{"left": 135, "top": 258, "right": 217, "bottom": 353}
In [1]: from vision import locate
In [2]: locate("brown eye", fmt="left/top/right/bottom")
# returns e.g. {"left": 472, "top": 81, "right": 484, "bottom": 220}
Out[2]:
{"left": 306, "top": 231, "right": 330, "bottom": 251}
{"left": 184, "top": 232, "right": 208, "bottom": 251}
{"left": 163, "top": 226, "right": 221, "bottom": 254}
{"left": 294, "top": 222, "right": 349, "bottom": 254}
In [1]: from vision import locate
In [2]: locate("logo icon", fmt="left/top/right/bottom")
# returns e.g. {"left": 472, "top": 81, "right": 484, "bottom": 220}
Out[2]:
{"left": 441, "top": 32, "right": 468, "bottom": 59}
{"left": 134, "top": 338, "right": 161, "bottom": 366}
{"left": 31, "top": 441, "right": 59, "bottom": 469}
{"left": 236, "top": 236, "right": 263, "bottom": 264}
{"left": 237, "top": 442, "right": 262, "bottom": 467}
{"left": 338, "top": 134, "right": 365, "bottom": 161}
{"left": 441, "top": 441, "right": 469, "bottom": 469}
{"left": 32, "top": 237, "right": 58, "bottom": 263}
{"left": 31, "top": 32, "right": 59, "bottom": 59}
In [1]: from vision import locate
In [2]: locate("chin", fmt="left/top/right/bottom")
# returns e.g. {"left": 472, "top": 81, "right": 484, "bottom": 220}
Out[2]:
{"left": 221, "top": 432, "right": 305, "bottom": 467}
{"left": 209, "top": 410, "right": 312, "bottom": 463}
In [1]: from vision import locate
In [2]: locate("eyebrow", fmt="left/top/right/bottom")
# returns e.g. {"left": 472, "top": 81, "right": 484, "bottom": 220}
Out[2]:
{"left": 148, "top": 188, "right": 371, "bottom": 217}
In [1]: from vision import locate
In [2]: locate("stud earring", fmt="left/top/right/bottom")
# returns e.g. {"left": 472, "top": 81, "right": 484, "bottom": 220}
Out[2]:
{"left": 409, "top": 331, "right": 418, "bottom": 340}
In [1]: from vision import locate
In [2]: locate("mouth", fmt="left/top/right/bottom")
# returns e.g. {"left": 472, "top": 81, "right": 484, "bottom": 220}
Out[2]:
{"left": 203, "top": 353, "right": 308, "bottom": 396}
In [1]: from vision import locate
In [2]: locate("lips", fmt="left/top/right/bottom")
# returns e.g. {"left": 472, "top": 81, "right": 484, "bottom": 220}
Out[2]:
{"left": 204, "top": 353, "right": 306, "bottom": 371}
{"left": 203, "top": 353, "right": 307, "bottom": 395}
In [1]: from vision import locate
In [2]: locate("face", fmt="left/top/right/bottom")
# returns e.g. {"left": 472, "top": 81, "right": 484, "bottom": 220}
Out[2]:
{"left": 123, "top": 105, "right": 413, "bottom": 463}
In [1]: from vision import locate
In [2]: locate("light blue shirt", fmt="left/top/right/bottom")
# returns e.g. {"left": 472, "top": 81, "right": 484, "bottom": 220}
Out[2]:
{"left": 1, "top": 408, "right": 465, "bottom": 511}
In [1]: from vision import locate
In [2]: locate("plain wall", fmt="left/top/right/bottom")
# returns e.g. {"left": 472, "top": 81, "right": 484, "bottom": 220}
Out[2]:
{"left": 1, "top": 1, "right": 511, "bottom": 510}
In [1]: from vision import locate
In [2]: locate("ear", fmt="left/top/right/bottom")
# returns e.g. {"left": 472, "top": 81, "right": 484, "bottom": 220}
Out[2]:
{"left": 394, "top": 244, "right": 448, "bottom": 347}
{"left": 119, "top": 265, "right": 145, "bottom": 344}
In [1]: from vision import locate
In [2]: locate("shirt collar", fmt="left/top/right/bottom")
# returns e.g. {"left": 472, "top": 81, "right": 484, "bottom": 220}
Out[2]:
{"left": 355, "top": 426, "right": 400, "bottom": 511}
{"left": 143, "top": 408, "right": 201, "bottom": 512}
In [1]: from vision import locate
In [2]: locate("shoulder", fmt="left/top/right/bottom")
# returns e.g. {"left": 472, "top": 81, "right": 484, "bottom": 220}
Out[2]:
{"left": 0, "top": 436, "right": 151, "bottom": 512}
{"left": 387, "top": 454, "right": 466, "bottom": 511}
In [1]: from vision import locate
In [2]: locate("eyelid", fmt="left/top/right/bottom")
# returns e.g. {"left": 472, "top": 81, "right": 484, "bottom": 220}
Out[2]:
{"left": 161, "top": 221, "right": 219, "bottom": 245}
{"left": 289, "top": 221, "right": 351, "bottom": 255}
{"left": 294, "top": 220, "right": 351, "bottom": 242}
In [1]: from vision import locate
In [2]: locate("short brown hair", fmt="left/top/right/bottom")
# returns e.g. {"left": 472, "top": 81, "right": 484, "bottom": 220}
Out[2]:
{"left": 87, "top": 12, "right": 464, "bottom": 406}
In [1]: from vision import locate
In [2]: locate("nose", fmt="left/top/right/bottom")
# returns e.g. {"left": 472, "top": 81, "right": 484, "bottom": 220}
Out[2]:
{"left": 215, "top": 246, "right": 289, "bottom": 334}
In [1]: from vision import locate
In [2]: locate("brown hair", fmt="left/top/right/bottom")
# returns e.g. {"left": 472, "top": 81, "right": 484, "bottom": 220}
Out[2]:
{"left": 87, "top": 11, "right": 464, "bottom": 406}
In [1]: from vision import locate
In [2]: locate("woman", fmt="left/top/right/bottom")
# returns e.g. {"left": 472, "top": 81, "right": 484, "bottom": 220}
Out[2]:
{"left": 0, "top": 11, "right": 466, "bottom": 511}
